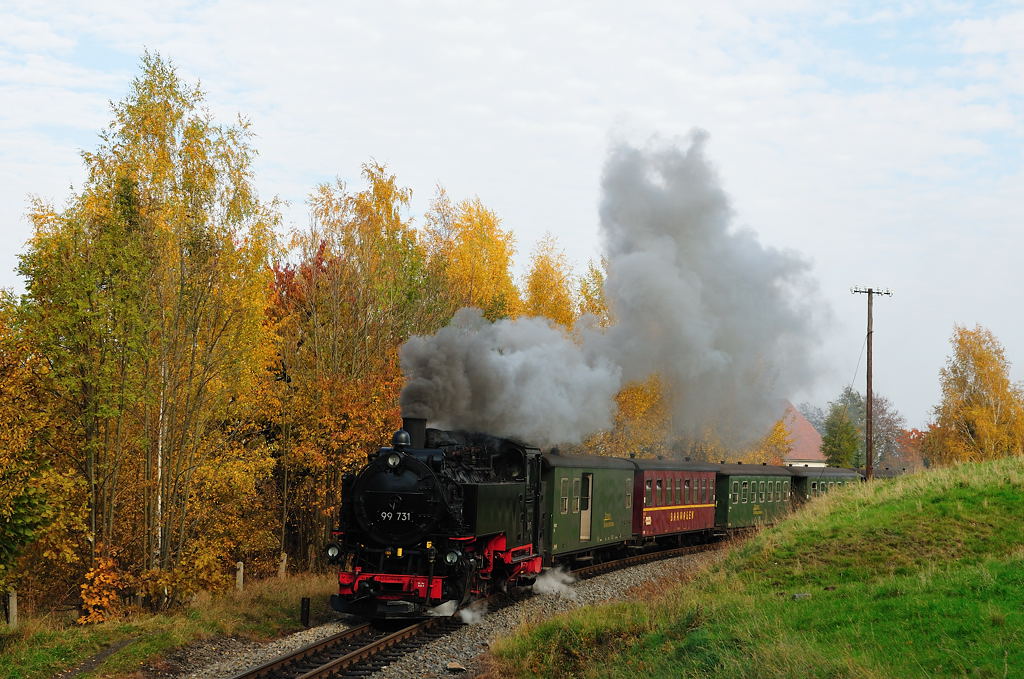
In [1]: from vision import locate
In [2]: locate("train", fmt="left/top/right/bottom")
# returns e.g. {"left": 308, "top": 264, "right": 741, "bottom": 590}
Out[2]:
{"left": 327, "top": 416, "right": 862, "bottom": 620}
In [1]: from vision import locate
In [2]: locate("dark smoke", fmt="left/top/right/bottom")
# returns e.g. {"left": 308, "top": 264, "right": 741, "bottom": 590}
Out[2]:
{"left": 399, "top": 130, "right": 825, "bottom": 447}
{"left": 400, "top": 309, "right": 621, "bottom": 445}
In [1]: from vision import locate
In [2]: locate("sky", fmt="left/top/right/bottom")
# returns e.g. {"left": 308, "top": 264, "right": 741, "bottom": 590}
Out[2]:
{"left": 2, "top": 1, "right": 1023, "bottom": 428}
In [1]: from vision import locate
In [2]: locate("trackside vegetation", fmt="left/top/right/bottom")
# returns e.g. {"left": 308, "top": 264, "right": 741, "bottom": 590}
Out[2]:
{"left": 489, "top": 458, "right": 1024, "bottom": 678}
{"left": 0, "top": 573, "right": 336, "bottom": 679}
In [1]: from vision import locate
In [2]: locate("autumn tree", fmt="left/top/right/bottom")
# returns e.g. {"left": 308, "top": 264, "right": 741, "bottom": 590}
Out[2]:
{"left": 926, "top": 325, "right": 1024, "bottom": 463}
{"left": 0, "top": 297, "right": 56, "bottom": 591}
{"left": 423, "top": 191, "right": 521, "bottom": 320}
{"left": 272, "top": 165, "right": 452, "bottom": 567}
{"left": 577, "top": 258, "right": 610, "bottom": 326}
{"left": 584, "top": 376, "right": 671, "bottom": 458}
{"left": 820, "top": 403, "right": 860, "bottom": 467}
{"left": 18, "top": 52, "right": 278, "bottom": 606}
{"left": 524, "top": 234, "right": 575, "bottom": 328}
{"left": 744, "top": 418, "right": 793, "bottom": 464}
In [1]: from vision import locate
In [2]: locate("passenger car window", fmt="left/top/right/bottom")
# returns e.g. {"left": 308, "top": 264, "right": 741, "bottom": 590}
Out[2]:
{"left": 731, "top": 481, "right": 738, "bottom": 504}
{"left": 684, "top": 478, "right": 691, "bottom": 504}
{"left": 560, "top": 478, "right": 569, "bottom": 514}
{"left": 656, "top": 479, "right": 663, "bottom": 506}
{"left": 645, "top": 479, "right": 653, "bottom": 506}
{"left": 626, "top": 478, "right": 632, "bottom": 509}
{"left": 759, "top": 481, "right": 766, "bottom": 503}
{"left": 741, "top": 481, "right": 749, "bottom": 503}
{"left": 573, "top": 478, "right": 581, "bottom": 513}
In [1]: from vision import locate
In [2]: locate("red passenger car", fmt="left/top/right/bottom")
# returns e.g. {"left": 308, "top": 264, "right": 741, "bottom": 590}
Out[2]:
{"left": 632, "top": 460, "right": 718, "bottom": 541}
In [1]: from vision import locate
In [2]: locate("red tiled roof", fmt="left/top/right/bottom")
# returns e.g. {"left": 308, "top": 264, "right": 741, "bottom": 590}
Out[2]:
{"left": 781, "top": 402, "right": 825, "bottom": 462}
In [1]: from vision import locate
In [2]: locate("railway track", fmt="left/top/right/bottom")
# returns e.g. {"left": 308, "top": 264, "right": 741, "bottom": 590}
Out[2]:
{"left": 226, "top": 541, "right": 723, "bottom": 679}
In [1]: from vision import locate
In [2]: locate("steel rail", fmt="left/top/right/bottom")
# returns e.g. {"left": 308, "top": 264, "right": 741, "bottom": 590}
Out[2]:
{"left": 225, "top": 622, "right": 375, "bottom": 679}
{"left": 292, "top": 618, "right": 441, "bottom": 679}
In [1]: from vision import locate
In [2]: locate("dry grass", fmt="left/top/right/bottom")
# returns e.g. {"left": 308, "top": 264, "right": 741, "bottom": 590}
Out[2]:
{"left": 0, "top": 572, "right": 338, "bottom": 679}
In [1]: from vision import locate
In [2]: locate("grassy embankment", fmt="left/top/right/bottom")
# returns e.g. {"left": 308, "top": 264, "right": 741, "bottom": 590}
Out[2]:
{"left": 0, "top": 573, "right": 338, "bottom": 679}
{"left": 491, "top": 458, "right": 1024, "bottom": 678}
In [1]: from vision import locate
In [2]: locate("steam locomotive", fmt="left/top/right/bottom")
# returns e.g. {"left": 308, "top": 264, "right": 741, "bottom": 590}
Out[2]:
{"left": 327, "top": 417, "right": 862, "bottom": 619}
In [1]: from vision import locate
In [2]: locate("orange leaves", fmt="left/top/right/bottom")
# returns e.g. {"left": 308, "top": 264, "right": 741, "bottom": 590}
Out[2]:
{"left": 78, "top": 556, "right": 124, "bottom": 624}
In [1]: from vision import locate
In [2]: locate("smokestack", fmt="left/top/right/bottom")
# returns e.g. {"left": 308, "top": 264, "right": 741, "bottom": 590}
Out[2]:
{"left": 402, "top": 417, "right": 426, "bottom": 448}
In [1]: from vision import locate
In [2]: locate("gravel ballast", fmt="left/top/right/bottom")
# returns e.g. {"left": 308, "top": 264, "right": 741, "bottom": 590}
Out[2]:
{"left": 371, "top": 550, "right": 721, "bottom": 679}
{"left": 155, "top": 550, "right": 720, "bottom": 679}
{"left": 147, "top": 620, "right": 358, "bottom": 678}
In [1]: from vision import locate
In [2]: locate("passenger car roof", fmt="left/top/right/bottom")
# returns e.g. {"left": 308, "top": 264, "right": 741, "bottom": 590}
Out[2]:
{"left": 540, "top": 453, "right": 636, "bottom": 470}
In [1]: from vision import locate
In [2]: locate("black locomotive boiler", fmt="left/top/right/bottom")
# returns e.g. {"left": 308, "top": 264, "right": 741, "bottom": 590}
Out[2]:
{"left": 328, "top": 417, "right": 544, "bottom": 619}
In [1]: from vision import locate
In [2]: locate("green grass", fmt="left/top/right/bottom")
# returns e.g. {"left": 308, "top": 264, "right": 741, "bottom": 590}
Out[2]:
{"left": 490, "top": 458, "right": 1024, "bottom": 678}
{"left": 0, "top": 573, "right": 338, "bottom": 679}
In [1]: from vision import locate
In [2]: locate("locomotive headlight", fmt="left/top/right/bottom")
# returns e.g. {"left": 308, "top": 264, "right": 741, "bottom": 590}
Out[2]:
{"left": 325, "top": 543, "right": 341, "bottom": 561}
{"left": 386, "top": 452, "right": 401, "bottom": 468}
{"left": 444, "top": 550, "right": 460, "bottom": 565}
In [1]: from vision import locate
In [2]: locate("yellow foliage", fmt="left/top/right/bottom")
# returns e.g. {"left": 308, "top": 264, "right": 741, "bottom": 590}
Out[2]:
{"left": 425, "top": 191, "right": 521, "bottom": 319}
{"left": 578, "top": 258, "right": 611, "bottom": 327}
{"left": 928, "top": 324, "right": 1024, "bottom": 463}
{"left": 741, "top": 417, "right": 793, "bottom": 464}
{"left": 586, "top": 376, "right": 670, "bottom": 458}
{"left": 524, "top": 233, "right": 576, "bottom": 328}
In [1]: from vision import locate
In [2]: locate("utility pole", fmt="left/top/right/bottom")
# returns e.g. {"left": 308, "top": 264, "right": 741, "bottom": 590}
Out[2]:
{"left": 851, "top": 286, "right": 893, "bottom": 480}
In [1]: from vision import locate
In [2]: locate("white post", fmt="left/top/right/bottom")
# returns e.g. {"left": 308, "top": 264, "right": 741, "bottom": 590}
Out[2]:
{"left": 5, "top": 590, "right": 16, "bottom": 627}
{"left": 278, "top": 552, "right": 287, "bottom": 579}
{"left": 235, "top": 562, "right": 244, "bottom": 592}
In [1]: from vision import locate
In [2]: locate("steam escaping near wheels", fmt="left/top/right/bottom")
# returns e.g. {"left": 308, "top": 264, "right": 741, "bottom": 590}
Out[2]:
{"left": 532, "top": 567, "right": 578, "bottom": 600}
{"left": 400, "top": 130, "right": 826, "bottom": 447}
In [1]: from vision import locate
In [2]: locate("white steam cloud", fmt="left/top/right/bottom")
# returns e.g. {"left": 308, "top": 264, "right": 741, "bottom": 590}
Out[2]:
{"left": 531, "top": 567, "right": 578, "bottom": 599}
{"left": 400, "top": 131, "right": 825, "bottom": 446}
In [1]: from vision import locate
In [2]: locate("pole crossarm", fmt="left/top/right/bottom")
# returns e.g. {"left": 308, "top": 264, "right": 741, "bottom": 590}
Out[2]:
{"left": 851, "top": 285, "right": 894, "bottom": 480}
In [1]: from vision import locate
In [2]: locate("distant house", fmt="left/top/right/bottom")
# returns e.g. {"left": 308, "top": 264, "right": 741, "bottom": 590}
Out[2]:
{"left": 781, "top": 402, "right": 828, "bottom": 468}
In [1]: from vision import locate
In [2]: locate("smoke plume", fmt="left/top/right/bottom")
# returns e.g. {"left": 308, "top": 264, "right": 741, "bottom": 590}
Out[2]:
{"left": 400, "top": 308, "right": 621, "bottom": 445}
{"left": 399, "top": 131, "right": 824, "bottom": 446}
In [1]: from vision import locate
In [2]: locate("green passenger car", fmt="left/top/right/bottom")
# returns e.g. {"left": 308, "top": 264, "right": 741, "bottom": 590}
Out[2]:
{"left": 788, "top": 465, "right": 862, "bottom": 504}
{"left": 714, "top": 464, "right": 794, "bottom": 529}
{"left": 540, "top": 453, "right": 635, "bottom": 564}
